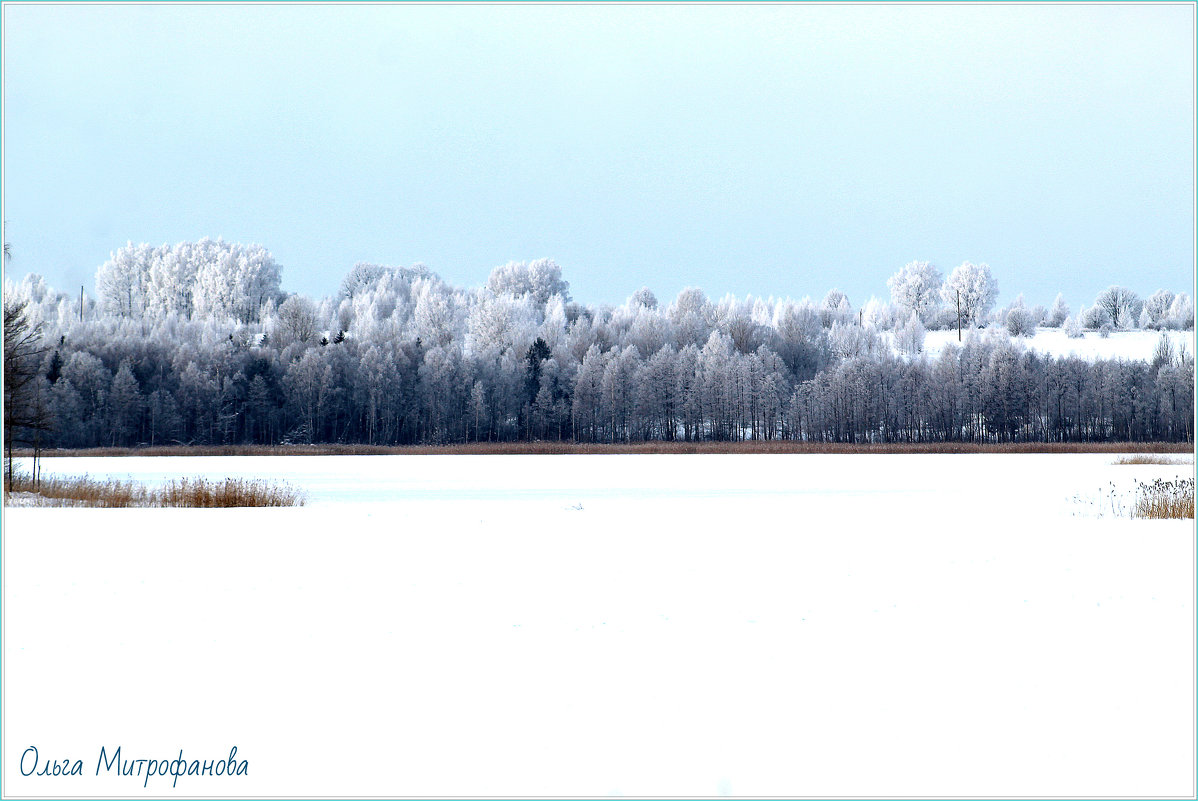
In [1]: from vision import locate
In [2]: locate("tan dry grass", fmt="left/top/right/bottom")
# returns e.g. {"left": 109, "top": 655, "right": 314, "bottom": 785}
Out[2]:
{"left": 157, "top": 477, "right": 305, "bottom": 508}
{"left": 3, "top": 472, "right": 304, "bottom": 508}
{"left": 1112, "top": 455, "right": 1193, "bottom": 465}
{"left": 1131, "top": 477, "right": 1195, "bottom": 519}
{"left": 15, "top": 441, "right": 1195, "bottom": 457}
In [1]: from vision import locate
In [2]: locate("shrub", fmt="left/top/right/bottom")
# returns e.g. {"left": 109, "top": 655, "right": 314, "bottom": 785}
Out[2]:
{"left": 1005, "top": 306, "right": 1036, "bottom": 337}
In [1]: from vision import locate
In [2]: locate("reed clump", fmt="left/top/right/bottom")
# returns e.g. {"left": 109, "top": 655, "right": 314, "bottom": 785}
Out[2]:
{"left": 1112, "top": 455, "right": 1190, "bottom": 466}
{"left": 3, "top": 472, "right": 304, "bottom": 508}
{"left": 1131, "top": 477, "right": 1195, "bottom": 519}
{"left": 157, "top": 477, "right": 305, "bottom": 508}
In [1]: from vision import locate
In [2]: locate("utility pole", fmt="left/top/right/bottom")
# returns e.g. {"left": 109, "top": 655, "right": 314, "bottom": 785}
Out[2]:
{"left": 79, "top": 286, "right": 84, "bottom": 322}
{"left": 956, "top": 288, "right": 962, "bottom": 342}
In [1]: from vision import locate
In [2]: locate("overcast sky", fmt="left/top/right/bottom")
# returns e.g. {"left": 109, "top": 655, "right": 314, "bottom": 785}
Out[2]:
{"left": 3, "top": 3, "right": 1194, "bottom": 309}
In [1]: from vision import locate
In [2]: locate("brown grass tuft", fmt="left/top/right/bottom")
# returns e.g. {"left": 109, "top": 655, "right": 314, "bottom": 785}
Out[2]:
{"left": 1131, "top": 477, "right": 1195, "bottom": 519}
{"left": 157, "top": 477, "right": 306, "bottom": 508}
{"left": 3, "top": 472, "right": 304, "bottom": 508}
{"left": 1112, "top": 455, "right": 1192, "bottom": 466}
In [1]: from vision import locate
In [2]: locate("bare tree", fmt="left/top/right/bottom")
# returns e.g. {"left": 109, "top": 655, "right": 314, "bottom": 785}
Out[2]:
{"left": 4, "top": 299, "right": 53, "bottom": 486}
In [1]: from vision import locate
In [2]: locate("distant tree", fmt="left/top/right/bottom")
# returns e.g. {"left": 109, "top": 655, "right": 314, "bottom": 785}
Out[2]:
{"left": 860, "top": 297, "right": 893, "bottom": 330}
{"left": 338, "top": 263, "right": 391, "bottom": 301}
{"left": 1168, "top": 293, "right": 1194, "bottom": 330}
{"left": 628, "top": 287, "right": 658, "bottom": 309}
{"left": 1005, "top": 305, "right": 1036, "bottom": 338}
{"left": 100, "top": 239, "right": 282, "bottom": 323}
{"left": 1079, "top": 302, "right": 1111, "bottom": 330}
{"left": 107, "top": 360, "right": 144, "bottom": 446}
{"left": 669, "top": 287, "right": 713, "bottom": 349}
{"left": 894, "top": 311, "right": 926, "bottom": 355}
{"left": 827, "top": 320, "right": 880, "bottom": 360}
{"left": 1046, "top": 293, "right": 1070, "bottom": 327}
{"left": 1143, "top": 290, "right": 1175, "bottom": 329}
{"left": 96, "top": 243, "right": 148, "bottom": 318}
{"left": 275, "top": 295, "right": 320, "bottom": 345}
{"left": 486, "top": 259, "right": 571, "bottom": 305}
{"left": 524, "top": 337, "right": 552, "bottom": 405}
{"left": 1151, "top": 332, "right": 1176, "bottom": 371}
{"left": 1094, "top": 286, "right": 1142, "bottom": 329}
{"left": 45, "top": 349, "right": 63, "bottom": 384}
{"left": 1063, "top": 313, "right": 1084, "bottom": 339}
{"left": 941, "top": 262, "right": 998, "bottom": 328}
{"left": 887, "top": 261, "right": 943, "bottom": 323}
{"left": 819, "top": 289, "right": 853, "bottom": 328}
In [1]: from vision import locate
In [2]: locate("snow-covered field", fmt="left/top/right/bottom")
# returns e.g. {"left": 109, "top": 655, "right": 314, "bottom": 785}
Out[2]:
{"left": 4, "top": 454, "right": 1195, "bottom": 797}
{"left": 907, "top": 326, "right": 1194, "bottom": 361}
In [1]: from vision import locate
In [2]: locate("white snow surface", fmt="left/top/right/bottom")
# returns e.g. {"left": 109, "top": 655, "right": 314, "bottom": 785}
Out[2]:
{"left": 4, "top": 454, "right": 1195, "bottom": 797}
{"left": 902, "top": 326, "right": 1194, "bottom": 361}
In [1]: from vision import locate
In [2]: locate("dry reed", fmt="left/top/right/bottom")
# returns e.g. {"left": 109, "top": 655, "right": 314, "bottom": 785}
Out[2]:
{"left": 1131, "top": 477, "right": 1195, "bottom": 519}
{"left": 1112, "top": 455, "right": 1192, "bottom": 466}
{"left": 3, "top": 472, "right": 304, "bottom": 508}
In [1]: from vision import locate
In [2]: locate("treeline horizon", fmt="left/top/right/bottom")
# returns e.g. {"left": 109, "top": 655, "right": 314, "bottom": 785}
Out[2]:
{"left": 2, "top": 239, "right": 1194, "bottom": 451}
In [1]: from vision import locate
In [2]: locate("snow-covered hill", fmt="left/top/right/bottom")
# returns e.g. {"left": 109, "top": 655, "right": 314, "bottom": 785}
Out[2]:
{"left": 901, "top": 327, "right": 1195, "bottom": 361}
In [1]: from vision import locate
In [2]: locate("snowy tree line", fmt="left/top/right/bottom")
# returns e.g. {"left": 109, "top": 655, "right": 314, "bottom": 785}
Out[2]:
{"left": 2, "top": 241, "right": 1194, "bottom": 448}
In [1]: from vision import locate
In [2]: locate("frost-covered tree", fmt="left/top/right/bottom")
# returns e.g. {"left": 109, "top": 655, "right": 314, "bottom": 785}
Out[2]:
{"left": 1151, "top": 332, "right": 1176, "bottom": 370}
{"left": 669, "top": 287, "right": 713, "bottom": 349}
{"left": 827, "top": 321, "right": 880, "bottom": 360}
{"left": 1046, "top": 293, "right": 1070, "bottom": 327}
{"left": 1143, "top": 290, "right": 1175, "bottom": 329}
{"left": 772, "top": 299, "right": 825, "bottom": 379}
{"left": 1005, "top": 305, "right": 1035, "bottom": 338}
{"left": 100, "top": 239, "right": 282, "bottom": 323}
{"left": 941, "top": 262, "right": 998, "bottom": 328}
{"left": 894, "top": 311, "right": 926, "bottom": 355}
{"left": 486, "top": 259, "right": 571, "bottom": 305}
{"left": 411, "top": 279, "right": 456, "bottom": 347}
{"left": 339, "top": 263, "right": 393, "bottom": 301}
{"left": 819, "top": 289, "right": 853, "bottom": 328}
{"left": 628, "top": 287, "right": 658, "bottom": 309}
{"left": 274, "top": 295, "right": 320, "bottom": 345}
{"left": 1079, "top": 302, "right": 1111, "bottom": 330}
{"left": 1063, "top": 313, "right": 1084, "bottom": 339}
{"left": 96, "top": 243, "right": 151, "bottom": 318}
{"left": 716, "top": 294, "right": 764, "bottom": 353}
{"left": 1094, "top": 286, "right": 1142, "bottom": 330}
{"left": 860, "top": 296, "right": 893, "bottom": 330}
{"left": 1168, "top": 293, "right": 1194, "bottom": 330}
{"left": 466, "top": 291, "right": 538, "bottom": 357}
{"left": 107, "top": 360, "right": 144, "bottom": 446}
{"left": 7, "top": 248, "right": 1194, "bottom": 449}
{"left": 887, "top": 261, "right": 943, "bottom": 324}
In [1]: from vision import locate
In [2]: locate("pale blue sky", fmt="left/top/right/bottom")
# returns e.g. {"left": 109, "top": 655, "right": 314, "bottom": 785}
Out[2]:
{"left": 3, "top": 3, "right": 1194, "bottom": 308}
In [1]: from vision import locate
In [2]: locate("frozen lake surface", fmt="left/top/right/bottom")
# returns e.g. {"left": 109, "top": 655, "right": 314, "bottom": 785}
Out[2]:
{"left": 14, "top": 451, "right": 1195, "bottom": 515}
{"left": 4, "top": 454, "right": 1194, "bottom": 796}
